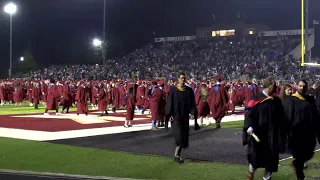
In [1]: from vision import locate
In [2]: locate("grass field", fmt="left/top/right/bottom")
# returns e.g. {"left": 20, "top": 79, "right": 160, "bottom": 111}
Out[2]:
{"left": 0, "top": 138, "right": 319, "bottom": 180}
{"left": 0, "top": 101, "right": 77, "bottom": 114}
{"left": 0, "top": 102, "right": 319, "bottom": 179}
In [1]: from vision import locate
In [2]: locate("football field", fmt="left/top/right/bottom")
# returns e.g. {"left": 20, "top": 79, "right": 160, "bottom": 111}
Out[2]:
{"left": 0, "top": 102, "right": 319, "bottom": 180}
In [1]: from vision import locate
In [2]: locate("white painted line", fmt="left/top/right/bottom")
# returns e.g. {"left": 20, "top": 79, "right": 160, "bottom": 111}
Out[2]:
{"left": 279, "top": 149, "right": 320, "bottom": 162}
{"left": 0, "top": 169, "right": 148, "bottom": 180}
{"left": 0, "top": 114, "right": 244, "bottom": 141}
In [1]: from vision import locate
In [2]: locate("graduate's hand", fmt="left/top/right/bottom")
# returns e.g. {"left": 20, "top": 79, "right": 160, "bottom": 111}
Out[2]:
{"left": 247, "top": 127, "right": 253, "bottom": 135}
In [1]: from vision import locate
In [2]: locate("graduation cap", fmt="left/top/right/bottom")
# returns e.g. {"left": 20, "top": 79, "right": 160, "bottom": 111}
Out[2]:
{"left": 127, "top": 84, "right": 134, "bottom": 90}
{"left": 158, "top": 80, "right": 165, "bottom": 86}
{"left": 216, "top": 75, "right": 222, "bottom": 81}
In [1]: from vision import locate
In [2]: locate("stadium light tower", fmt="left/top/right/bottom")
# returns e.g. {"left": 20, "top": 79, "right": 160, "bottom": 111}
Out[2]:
{"left": 102, "top": 0, "right": 106, "bottom": 66}
{"left": 93, "top": 38, "right": 102, "bottom": 47}
{"left": 4, "top": 2, "right": 17, "bottom": 77}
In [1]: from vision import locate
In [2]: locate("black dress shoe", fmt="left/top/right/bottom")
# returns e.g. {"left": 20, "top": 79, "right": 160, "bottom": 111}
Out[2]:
{"left": 174, "top": 157, "right": 184, "bottom": 164}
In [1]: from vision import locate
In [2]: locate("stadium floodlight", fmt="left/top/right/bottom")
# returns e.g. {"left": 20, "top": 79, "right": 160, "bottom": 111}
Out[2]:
{"left": 4, "top": 3, "right": 17, "bottom": 14}
{"left": 20, "top": 57, "right": 24, "bottom": 61}
{"left": 93, "top": 38, "right": 102, "bottom": 47}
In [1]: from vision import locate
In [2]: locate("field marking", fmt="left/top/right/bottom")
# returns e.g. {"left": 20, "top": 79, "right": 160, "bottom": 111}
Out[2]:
{"left": 11, "top": 113, "right": 150, "bottom": 124}
{"left": 0, "top": 169, "right": 146, "bottom": 180}
{"left": 0, "top": 118, "right": 244, "bottom": 141}
{"left": 280, "top": 149, "right": 320, "bottom": 162}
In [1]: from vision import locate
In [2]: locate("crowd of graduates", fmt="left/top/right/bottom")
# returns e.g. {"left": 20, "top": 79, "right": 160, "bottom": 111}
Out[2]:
{"left": 1, "top": 75, "right": 318, "bottom": 128}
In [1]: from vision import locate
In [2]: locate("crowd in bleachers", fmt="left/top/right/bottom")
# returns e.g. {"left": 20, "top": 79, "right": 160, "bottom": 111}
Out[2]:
{"left": 16, "top": 35, "right": 320, "bottom": 83}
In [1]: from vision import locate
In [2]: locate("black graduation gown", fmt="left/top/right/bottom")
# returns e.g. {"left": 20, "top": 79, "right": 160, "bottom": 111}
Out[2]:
{"left": 165, "top": 86, "right": 197, "bottom": 148}
{"left": 283, "top": 95, "right": 320, "bottom": 161}
{"left": 242, "top": 92, "right": 286, "bottom": 172}
{"left": 307, "top": 88, "right": 316, "bottom": 97}
{"left": 315, "top": 87, "right": 320, "bottom": 111}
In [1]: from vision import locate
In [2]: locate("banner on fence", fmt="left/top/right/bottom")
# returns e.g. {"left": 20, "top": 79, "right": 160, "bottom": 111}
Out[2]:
{"left": 154, "top": 36, "right": 196, "bottom": 42}
{"left": 258, "top": 29, "right": 314, "bottom": 37}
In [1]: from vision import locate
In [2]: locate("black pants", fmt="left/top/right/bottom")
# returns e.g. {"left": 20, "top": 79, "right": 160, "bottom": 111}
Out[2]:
{"left": 171, "top": 119, "right": 189, "bottom": 148}
{"left": 293, "top": 159, "right": 305, "bottom": 179}
{"left": 45, "top": 108, "right": 58, "bottom": 113}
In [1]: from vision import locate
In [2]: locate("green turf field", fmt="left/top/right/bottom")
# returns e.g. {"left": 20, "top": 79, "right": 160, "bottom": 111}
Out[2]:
{"left": 0, "top": 101, "right": 77, "bottom": 114}
{"left": 0, "top": 138, "right": 319, "bottom": 180}
{"left": 0, "top": 102, "right": 319, "bottom": 179}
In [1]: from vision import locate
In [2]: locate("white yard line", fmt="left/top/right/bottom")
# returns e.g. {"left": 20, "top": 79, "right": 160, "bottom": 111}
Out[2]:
{"left": 0, "top": 115, "right": 244, "bottom": 141}
{"left": 280, "top": 149, "right": 320, "bottom": 162}
{"left": 0, "top": 169, "right": 147, "bottom": 180}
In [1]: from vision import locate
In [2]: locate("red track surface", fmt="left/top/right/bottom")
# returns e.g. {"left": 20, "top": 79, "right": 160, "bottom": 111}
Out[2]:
{"left": 0, "top": 112, "right": 151, "bottom": 132}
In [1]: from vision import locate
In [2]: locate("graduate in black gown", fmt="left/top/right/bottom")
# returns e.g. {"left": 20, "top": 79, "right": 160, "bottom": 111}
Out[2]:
{"left": 283, "top": 79, "right": 320, "bottom": 180}
{"left": 307, "top": 82, "right": 317, "bottom": 98}
{"left": 165, "top": 72, "right": 200, "bottom": 164}
{"left": 243, "top": 77, "right": 287, "bottom": 180}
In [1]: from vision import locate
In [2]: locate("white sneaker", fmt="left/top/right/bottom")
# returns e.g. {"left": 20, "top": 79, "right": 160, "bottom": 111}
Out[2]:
{"left": 44, "top": 113, "right": 49, "bottom": 116}
{"left": 56, "top": 112, "right": 61, "bottom": 115}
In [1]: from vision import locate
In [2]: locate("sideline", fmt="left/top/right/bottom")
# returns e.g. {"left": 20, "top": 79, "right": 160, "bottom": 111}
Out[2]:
{"left": 279, "top": 149, "right": 320, "bottom": 162}
{"left": 0, "top": 169, "right": 148, "bottom": 180}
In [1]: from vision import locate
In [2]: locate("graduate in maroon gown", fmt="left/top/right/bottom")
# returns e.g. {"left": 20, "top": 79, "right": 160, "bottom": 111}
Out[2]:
{"left": 91, "top": 83, "right": 99, "bottom": 109}
{"left": 124, "top": 84, "right": 135, "bottom": 128}
{"left": 41, "top": 80, "right": 49, "bottom": 107}
{"left": 157, "top": 81, "right": 166, "bottom": 127}
{"left": 75, "top": 80, "right": 89, "bottom": 115}
{"left": 106, "top": 84, "right": 112, "bottom": 106}
{"left": 136, "top": 81, "right": 146, "bottom": 113}
{"left": 228, "top": 84, "right": 237, "bottom": 116}
{"left": 111, "top": 83, "right": 120, "bottom": 112}
{"left": 143, "top": 83, "right": 151, "bottom": 113}
{"left": 13, "top": 83, "right": 24, "bottom": 106}
{"left": 208, "top": 75, "right": 228, "bottom": 128}
{"left": 195, "top": 83, "right": 210, "bottom": 126}
{"left": 244, "top": 81, "right": 260, "bottom": 106}
{"left": 148, "top": 80, "right": 163, "bottom": 130}
{"left": 119, "top": 83, "right": 127, "bottom": 107}
{"left": 61, "top": 81, "right": 73, "bottom": 113}
{"left": 235, "top": 81, "right": 245, "bottom": 105}
{"left": 0, "top": 82, "right": 5, "bottom": 105}
{"left": 44, "top": 79, "right": 60, "bottom": 115}
{"left": 97, "top": 83, "right": 109, "bottom": 116}
{"left": 7, "top": 84, "right": 14, "bottom": 104}
{"left": 32, "top": 82, "right": 42, "bottom": 109}
{"left": 27, "top": 82, "right": 33, "bottom": 106}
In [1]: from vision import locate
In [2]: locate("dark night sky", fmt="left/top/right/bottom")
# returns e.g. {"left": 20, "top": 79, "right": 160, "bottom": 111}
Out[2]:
{"left": 0, "top": 0, "right": 319, "bottom": 77}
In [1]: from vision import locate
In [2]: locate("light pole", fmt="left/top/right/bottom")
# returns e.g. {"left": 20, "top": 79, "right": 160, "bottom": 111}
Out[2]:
{"left": 4, "top": 3, "right": 17, "bottom": 77}
{"left": 102, "top": 0, "right": 106, "bottom": 66}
